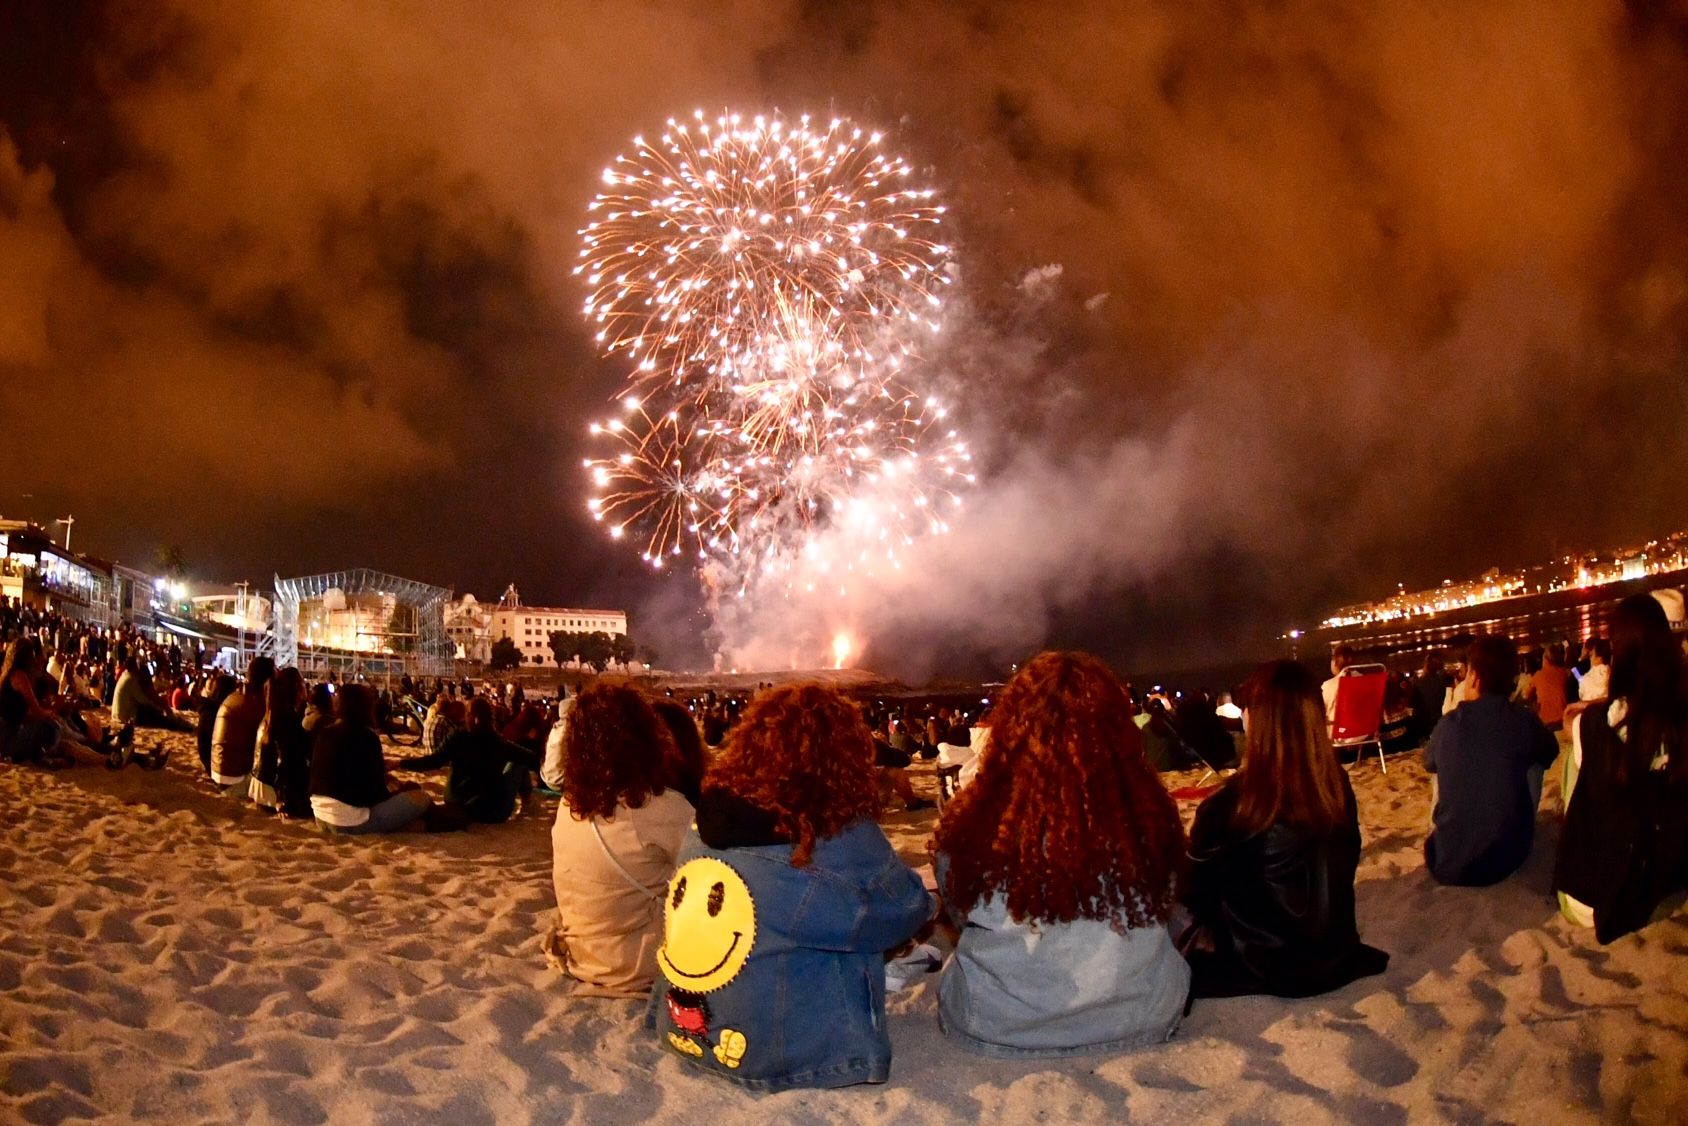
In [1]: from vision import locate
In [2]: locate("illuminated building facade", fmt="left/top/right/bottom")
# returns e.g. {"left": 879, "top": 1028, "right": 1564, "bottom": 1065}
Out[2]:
{"left": 488, "top": 584, "right": 627, "bottom": 667}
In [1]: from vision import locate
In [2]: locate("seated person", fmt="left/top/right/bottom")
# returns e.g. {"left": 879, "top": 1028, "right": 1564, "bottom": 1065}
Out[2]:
{"left": 1442, "top": 660, "right": 1479, "bottom": 715}
{"left": 301, "top": 682, "right": 334, "bottom": 734}
{"left": 1182, "top": 660, "right": 1389, "bottom": 998}
{"left": 309, "top": 684, "right": 432, "bottom": 834}
{"left": 1, "top": 638, "right": 71, "bottom": 766}
{"left": 57, "top": 659, "right": 97, "bottom": 708}
{"left": 873, "top": 736, "right": 933, "bottom": 812}
{"left": 112, "top": 656, "right": 193, "bottom": 732}
{"left": 1139, "top": 695, "right": 1196, "bottom": 772}
{"left": 934, "top": 652, "right": 1189, "bottom": 1056}
{"left": 1410, "top": 653, "right": 1450, "bottom": 743}
{"left": 652, "top": 684, "right": 931, "bottom": 1090}
{"left": 1174, "top": 693, "right": 1240, "bottom": 771}
{"left": 1424, "top": 635, "right": 1560, "bottom": 886}
{"left": 549, "top": 686, "right": 694, "bottom": 996}
{"left": 651, "top": 698, "right": 708, "bottom": 808}
{"left": 938, "top": 712, "right": 985, "bottom": 793}
{"left": 540, "top": 689, "right": 575, "bottom": 792}
{"left": 209, "top": 658, "right": 275, "bottom": 796}
{"left": 197, "top": 674, "right": 239, "bottom": 774}
{"left": 1555, "top": 595, "right": 1688, "bottom": 941}
{"left": 1322, "top": 644, "right": 1354, "bottom": 723}
{"left": 701, "top": 704, "right": 728, "bottom": 748}
{"left": 1529, "top": 643, "right": 1570, "bottom": 732}
{"left": 251, "top": 667, "right": 310, "bottom": 817}
{"left": 404, "top": 697, "right": 539, "bottom": 824}
{"left": 503, "top": 702, "right": 549, "bottom": 757}
{"left": 31, "top": 656, "right": 109, "bottom": 757}
{"left": 422, "top": 691, "right": 463, "bottom": 755}
{"left": 887, "top": 714, "right": 920, "bottom": 758}
{"left": 1578, "top": 637, "right": 1612, "bottom": 702}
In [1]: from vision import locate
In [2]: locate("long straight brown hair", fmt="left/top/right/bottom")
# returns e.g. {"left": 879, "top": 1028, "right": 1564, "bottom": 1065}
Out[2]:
{"left": 1231, "top": 660, "right": 1348, "bottom": 836}
{"left": 265, "top": 666, "right": 304, "bottom": 734}
{"left": 1607, "top": 594, "right": 1688, "bottom": 788}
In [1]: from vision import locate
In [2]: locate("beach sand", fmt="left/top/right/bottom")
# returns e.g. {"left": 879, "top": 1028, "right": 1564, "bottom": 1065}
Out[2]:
{"left": 2, "top": 732, "right": 1684, "bottom": 1124}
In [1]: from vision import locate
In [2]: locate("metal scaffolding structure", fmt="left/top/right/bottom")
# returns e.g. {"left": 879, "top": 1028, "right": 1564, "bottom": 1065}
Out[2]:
{"left": 258, "top": 568, "right": 456, "bottom": 681}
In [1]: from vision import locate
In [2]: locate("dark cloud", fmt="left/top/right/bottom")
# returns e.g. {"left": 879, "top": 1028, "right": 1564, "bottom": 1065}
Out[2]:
{"left": 2, "top": 0, "right": 1686, "bottom": 675}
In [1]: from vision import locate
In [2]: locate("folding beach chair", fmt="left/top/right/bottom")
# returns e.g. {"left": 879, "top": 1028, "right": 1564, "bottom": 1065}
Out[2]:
{"left": 1151, "top": 705, "right": 1234, "bottom": 788}
{"left": 1331, "top": 663, "right": 1389, "bottom": 772}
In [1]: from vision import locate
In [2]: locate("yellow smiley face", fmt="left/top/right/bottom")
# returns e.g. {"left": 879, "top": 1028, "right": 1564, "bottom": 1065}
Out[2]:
{"left": 657, "top": 857, "right": 757, "bottom": 993}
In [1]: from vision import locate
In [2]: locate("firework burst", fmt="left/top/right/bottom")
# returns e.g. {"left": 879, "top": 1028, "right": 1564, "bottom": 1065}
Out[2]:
{"left": 576, "top": 110, "right": 972, "bottom": 596}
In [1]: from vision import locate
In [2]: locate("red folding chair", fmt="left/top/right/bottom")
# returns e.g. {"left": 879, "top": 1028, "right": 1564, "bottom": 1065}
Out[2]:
{"left": 1331, "top": 663, "right": 1389, "bottom": 772}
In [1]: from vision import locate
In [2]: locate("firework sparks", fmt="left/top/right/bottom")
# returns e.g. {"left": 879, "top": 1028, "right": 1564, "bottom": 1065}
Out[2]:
{"left": 576, "top": 110, "right": 973, "bottom": 597}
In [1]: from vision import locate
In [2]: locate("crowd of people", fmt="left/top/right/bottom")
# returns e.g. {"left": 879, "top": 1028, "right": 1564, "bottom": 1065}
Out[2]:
{"left": 0, "top": 598, "right": 200, "bottom": 767}
{"left": 529, "top": 652, "right": 1393, "bottom": 1088}
{"left": 2, "top": 589, "right": 1686, "bottom": 1094}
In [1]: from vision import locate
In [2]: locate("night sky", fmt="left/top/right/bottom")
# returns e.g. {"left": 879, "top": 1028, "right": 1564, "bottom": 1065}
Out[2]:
{"left": 3, "top": 2, "right": 1687, "bottom": 676}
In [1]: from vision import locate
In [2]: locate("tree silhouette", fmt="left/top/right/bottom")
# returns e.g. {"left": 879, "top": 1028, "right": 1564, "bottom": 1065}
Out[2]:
{"left": 154, "top": 545, "right": 188, "bottom": 578}
{"left": 547, "top": 630, "right": 572, "bottom": 668}
{"left": 548, "top": 630, "right": 623, "bottom": 672}
{"left": 489, "top": 636, "right": 522, "bottom": 671}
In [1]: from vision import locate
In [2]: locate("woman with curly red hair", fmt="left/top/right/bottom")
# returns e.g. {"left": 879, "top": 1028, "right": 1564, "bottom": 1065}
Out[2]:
{"left": 651, "top": 684, "right": 932, "bottom": 1091}
{"left": 549, "top": 683, "right": 692, "bottom": 997}
{"left": 932, "top": 650, "right": 1189, "bottom": 1057}
{"left": 1180, "top": 659, "right": 1388, "bottom": 998}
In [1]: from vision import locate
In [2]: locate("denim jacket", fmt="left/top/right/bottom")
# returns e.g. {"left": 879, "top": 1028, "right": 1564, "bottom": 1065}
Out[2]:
{"left": 648, "top": 820, "right": 933, "bottom": 1092}
{"left": 935, "top": 852, "right": 1189, "bottom": 1058}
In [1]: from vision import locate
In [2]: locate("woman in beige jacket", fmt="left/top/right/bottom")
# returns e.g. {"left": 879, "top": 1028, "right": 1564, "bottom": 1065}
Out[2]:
{"left": 549, "top": 684, "right": 695, "bottom": 997}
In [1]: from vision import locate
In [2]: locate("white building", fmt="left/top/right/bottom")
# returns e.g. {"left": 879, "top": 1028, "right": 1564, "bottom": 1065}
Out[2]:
{"left": 444, "top": 593, "right": 494, "bottom": 662}
{"left": 486, "top": 584, "right": 627, "bottom": 667}
{"left": 0, "top": 520, "right": 113, "bottom": 624}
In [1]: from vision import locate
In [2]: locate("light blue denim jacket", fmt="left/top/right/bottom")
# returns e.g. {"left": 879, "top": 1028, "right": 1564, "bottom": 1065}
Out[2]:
{"left": 649, "top": 821, "right": 933, "bottom": 1092}
{"left": 936, "top": 853, "right": 1189, "bottom": 1058}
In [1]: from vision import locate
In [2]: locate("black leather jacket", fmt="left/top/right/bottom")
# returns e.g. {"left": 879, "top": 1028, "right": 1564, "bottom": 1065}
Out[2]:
{"left": 1184, "top": 771, "right": 1387, "bottom": 998}
{"left": 1554, "top": 704, "right": 1688, "bottom": 944}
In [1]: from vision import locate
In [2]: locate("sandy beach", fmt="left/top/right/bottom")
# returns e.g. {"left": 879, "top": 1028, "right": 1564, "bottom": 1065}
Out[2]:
{"left": 2, "top": 732, "right": 1684, "bottom": 1125}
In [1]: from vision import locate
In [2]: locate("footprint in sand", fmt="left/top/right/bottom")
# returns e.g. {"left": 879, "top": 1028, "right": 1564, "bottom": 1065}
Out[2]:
{"left": 1334, "top": 1021, "right": 1420, "bottom": 1088}
{"left": 41, "top": 908, "right": 87, "bottom": 939}
{"left": 200, "top": 906, "right": 245, "bottom": 930}
{"left": 387, "top": 939, "right": 434, "bottom": 962}
{"left": 15, "top": 1090, "right": 103, "bottom": 1126}
{"left": 90, "top": 874, "right": 145, "bottom": 896}
{"left": 1128, "top": 1061, "right": 1203, "bottom": 1093}
{"left": 240, "top": 887, "right": 289, "bottom": 908}
{"left": 93, "top": 912, "right": 142, "bottom": 945}
{"left": 1569, "top": 947, "right": 1642, "bottom": 989}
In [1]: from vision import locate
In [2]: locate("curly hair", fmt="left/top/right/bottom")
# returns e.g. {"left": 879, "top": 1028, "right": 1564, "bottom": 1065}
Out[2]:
{"left": 562, "top": 683, "right": 677, "bottom": 820}
{"left": 703, "top": 683, "right": 882, "bottom": 866}
{"left": 934, "top": 651, "right": 1185, "bottom": 930}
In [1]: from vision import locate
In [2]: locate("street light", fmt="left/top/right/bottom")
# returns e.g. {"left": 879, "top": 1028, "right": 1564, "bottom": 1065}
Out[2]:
{"left": 54, "top": 515, "right": 75, "bottom": 552}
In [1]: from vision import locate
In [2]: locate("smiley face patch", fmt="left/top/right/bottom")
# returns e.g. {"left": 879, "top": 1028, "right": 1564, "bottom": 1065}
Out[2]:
{"left": 657, "top": 856, "right": 757, "bottom": 993}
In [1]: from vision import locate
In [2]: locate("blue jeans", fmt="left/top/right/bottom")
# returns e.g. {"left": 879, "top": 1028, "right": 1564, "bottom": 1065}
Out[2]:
{"left": 0, "top": 718, "right": 62, "bottom": 763}
{"left": 319, "top": 789, "right": 431, "bottom": 835}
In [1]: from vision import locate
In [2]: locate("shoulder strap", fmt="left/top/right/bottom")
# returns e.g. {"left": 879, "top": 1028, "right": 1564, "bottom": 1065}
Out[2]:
{"left": 591, "top": 818, "right": 663, "bottom": 903}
